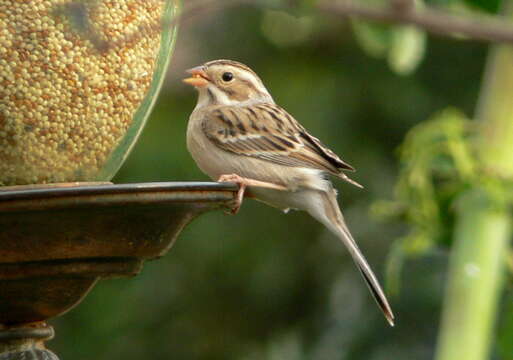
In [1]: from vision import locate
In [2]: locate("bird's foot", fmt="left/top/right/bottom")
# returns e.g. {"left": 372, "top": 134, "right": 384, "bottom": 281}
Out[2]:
{"left": 217, "top": 174, "right": 288, "bottom": 215}
{"left": 218, "top": 174, "right": 247, "bottom": 214}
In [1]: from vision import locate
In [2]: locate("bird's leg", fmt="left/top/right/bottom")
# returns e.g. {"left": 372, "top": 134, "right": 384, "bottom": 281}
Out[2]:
{"left": 217, "top": 174, "right": 287, "bottom": 214}
{"left": 218, "top": 174, "right": 247, "bottom": 214}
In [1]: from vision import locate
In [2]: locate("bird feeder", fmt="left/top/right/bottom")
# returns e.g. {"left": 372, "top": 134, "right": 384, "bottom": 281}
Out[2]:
{"left": 0, "top": 0, "right": 177, "bottom": 185}
{"left": 0, "top": 1, "right": 237, "bottom": 358}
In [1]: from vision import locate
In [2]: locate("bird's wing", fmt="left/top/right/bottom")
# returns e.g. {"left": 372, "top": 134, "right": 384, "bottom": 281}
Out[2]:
{"left": 202, "top": 103, "right": 355, "bottom": 176}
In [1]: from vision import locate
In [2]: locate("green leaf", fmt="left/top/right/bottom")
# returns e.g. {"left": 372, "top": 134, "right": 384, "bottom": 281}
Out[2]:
{"left": 388, "top": 26, "right": 427, "bottom": 75}
{"left": 376, "top": 108, "right": 478, "bottom": 290}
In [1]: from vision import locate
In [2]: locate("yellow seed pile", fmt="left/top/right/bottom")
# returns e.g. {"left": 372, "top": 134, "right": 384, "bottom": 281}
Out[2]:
{"left": 0, "top": 0, "right": 165, "bottom": 185}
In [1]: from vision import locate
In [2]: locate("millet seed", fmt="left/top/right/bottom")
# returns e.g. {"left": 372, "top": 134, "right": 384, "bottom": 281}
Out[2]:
{"left": 0, "top": 0, "right": 166, "bottom": 185}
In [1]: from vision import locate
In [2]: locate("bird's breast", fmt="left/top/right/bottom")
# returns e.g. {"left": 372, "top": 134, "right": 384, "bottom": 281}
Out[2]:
{"left": 186, "top": 115, "right": 225, "bottom": 180}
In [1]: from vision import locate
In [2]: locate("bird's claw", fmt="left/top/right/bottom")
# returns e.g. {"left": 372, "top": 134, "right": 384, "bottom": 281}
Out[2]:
{"left": 218, "top": 174, "right": 246, "bottom": 215}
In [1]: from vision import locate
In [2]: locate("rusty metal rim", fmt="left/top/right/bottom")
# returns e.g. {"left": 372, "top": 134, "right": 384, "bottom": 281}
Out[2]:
{"left": 0, "top": 326, "right": 54, "bottom": 341}
{"left": 0, "top": 182, "right": 237, "bottom": 202}
{"left": 0, "top": 258, "right": 143, "bottom": 280}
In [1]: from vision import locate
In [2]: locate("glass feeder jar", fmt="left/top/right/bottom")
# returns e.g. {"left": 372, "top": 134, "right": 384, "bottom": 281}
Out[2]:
{"left": 0, "top": 0, "right": 179, "bottom": 185}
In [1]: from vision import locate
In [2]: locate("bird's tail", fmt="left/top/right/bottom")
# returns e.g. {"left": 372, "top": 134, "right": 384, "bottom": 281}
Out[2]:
{"left": 306, "top": 186, "right": 395, "bottom": 326}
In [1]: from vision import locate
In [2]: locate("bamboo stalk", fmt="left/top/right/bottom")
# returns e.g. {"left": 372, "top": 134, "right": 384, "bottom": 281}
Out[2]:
{"left": 434, "top": 3, "right": 513, "bottom": 360}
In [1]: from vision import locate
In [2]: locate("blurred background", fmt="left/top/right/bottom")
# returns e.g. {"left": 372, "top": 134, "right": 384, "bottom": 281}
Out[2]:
{"left": 50, "top": 1, "right": 511, "bottom": 359}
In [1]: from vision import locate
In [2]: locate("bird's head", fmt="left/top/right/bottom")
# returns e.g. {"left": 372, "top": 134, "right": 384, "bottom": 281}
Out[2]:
{"left": 183, "top": 59, "right": 274, "bottom": 108}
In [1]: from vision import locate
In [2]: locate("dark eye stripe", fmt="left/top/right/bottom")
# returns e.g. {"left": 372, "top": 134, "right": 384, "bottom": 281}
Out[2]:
{"left": 240, "top": 79, "right": 270, "bottom": 99}
{"left": 223, "top": 87, "right": 236, "bottom": 96}
{"left": 238, "top": 79, "right": 254, "bottom": 90}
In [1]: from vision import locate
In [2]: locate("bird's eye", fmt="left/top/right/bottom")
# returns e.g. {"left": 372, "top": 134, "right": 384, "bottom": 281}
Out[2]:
{"left": 222, "top": 72, "right": 234, "bottom": 82}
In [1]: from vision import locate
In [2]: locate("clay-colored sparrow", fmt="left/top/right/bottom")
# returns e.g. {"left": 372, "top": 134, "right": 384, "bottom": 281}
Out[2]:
{"left": 184, "top": 59, "right": 394, "bottom": 326}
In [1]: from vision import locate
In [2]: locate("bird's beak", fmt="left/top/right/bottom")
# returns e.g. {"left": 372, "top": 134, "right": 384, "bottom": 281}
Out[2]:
{"left": 183, "top": 66, "right": 209, "bottom": 88}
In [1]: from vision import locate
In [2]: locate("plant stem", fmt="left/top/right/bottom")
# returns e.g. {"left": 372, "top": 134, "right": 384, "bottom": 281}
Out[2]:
{"left": 477, "top": 41, "right": 513, "bottom": 176}
{"left": 435, "top": 190, "right": 510, "bottom": 360}
{"left": 435, "top": 3, "right": 513, "bottom": 360}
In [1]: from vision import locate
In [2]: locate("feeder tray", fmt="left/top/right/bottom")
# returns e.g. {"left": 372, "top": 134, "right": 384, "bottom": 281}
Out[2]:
{"left": 0, "top": 182, "right": 237, "bottom": 359}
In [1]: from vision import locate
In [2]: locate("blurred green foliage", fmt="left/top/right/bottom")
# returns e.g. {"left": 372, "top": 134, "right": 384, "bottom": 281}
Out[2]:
{"left": 464, "top": 0, "right": 501, "bottom": 12}
{"left": 49, "top": 2, "right": 513, "bottom": 360}
{"left": 351, "top": 0, "right": 427, "bottom": 75}
{"left": 374, "top": 109, "right": 476, "bottom": 293}
{"left": 498, "top": 292, "right": 513, "bottom": 358}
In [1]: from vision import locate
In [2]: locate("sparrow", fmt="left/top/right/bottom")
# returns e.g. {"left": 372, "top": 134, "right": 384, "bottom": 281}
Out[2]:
{"left": 183, "top": 59, "right": 395, "bottom": 326}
